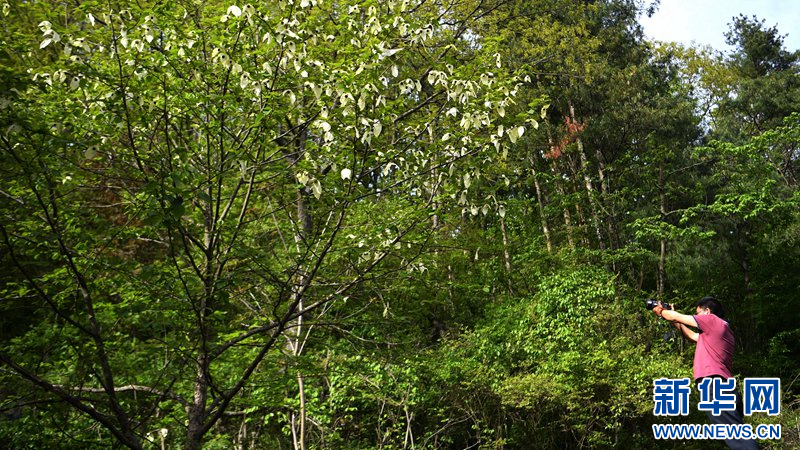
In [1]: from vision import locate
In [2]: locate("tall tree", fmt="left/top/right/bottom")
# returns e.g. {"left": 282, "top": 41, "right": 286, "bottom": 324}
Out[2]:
{"left": 715, "top": 15, "right": 800, "bottom": 140}
{"left": 0, "top": 0, "right": 531, "bottom": 447}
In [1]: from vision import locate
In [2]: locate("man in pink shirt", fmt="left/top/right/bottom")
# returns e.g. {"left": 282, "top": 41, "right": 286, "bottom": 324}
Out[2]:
{"left": 653, "top": 297, "right": 759, "bottom": 450}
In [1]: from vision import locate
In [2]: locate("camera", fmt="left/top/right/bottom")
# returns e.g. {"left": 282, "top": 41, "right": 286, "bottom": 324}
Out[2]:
{"left": 645, "top": 298, "right": 672, "bottom": 311}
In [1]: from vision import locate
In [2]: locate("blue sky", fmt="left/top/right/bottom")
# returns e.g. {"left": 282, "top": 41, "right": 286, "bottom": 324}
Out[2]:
{"left": 639, "top": 0, "right": 800, "bottom": 52}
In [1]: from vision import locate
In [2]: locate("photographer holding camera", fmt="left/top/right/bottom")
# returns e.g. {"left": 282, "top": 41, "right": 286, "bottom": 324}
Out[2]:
{"left": 651, "top": 297, "right": 759, "bottom": 450}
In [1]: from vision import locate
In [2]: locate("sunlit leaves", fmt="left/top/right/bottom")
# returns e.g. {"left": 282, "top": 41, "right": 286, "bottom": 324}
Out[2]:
{"left": 38, "top": 20, "right": 59, "bottom": 48}
{"left": 507, "top": 125, "right": 524, "bottom": 143}
{"left": 227, "top": 5, "right": 242, "bottom": 17}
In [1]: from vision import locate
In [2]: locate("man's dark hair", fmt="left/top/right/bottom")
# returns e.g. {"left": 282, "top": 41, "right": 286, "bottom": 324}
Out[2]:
{"left": 696, "top": 296, "right": 726, "bottom": 319}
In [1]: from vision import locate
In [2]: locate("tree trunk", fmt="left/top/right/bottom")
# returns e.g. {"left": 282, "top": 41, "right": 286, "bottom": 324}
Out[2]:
{"left": 564, "top": 148, "right": 589, "bottom": 246}
{"left": 530, "top": 157, "right": 553, "bottom": 253}
{"left": 292, "top": 373, "right": 308, "bottom": 450}
{"left": 594, "top": 144, "right": 620, "bottom": 253}
{"left": 500, "top": 214, "right": 513, "bottom": 294}
{"left": 552, "top": 171, "right": 575, "bottom": 249}
{"left": 291, "top": 128, "right": 313, "bottom": 449}
{"left": 658, "top": 162, "right": 667, "bottom": 297}
{"left": 571, "top": 104, "right": 605, "bottom": 250}
{"left": 187, "top": 178, "right": 217, "bottom": 450}
{"left": 186, "top": 354, "right": 209, "bottom": 450}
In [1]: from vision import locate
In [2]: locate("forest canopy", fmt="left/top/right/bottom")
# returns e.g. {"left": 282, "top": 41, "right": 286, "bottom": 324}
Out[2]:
{"left": 1, "top": 1, "right": 798, "bottom": 448}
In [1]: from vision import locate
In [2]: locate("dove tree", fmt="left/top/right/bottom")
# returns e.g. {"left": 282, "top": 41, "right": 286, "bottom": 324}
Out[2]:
{"left": 0, "top": 0, "right": 535, "bottom": 447}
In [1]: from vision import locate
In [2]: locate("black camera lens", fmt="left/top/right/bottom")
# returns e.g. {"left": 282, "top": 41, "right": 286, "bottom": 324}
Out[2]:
{"left": 645, "top": 299, "right": 672, "bottom": 310}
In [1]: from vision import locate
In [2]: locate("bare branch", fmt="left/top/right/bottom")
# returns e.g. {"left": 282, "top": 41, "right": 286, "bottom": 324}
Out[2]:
{"left": 55, "top": 384, "right": 189, "bottom": 408}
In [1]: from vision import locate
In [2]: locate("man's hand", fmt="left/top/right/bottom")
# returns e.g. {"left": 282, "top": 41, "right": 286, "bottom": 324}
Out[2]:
{"left": 652, "top": 305, "right": 664, "bottom": 318}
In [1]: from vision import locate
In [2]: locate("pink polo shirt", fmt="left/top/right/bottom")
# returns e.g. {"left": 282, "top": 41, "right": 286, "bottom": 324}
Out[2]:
{"left": 692, "top": 313, "right": 734, "bottom": 380}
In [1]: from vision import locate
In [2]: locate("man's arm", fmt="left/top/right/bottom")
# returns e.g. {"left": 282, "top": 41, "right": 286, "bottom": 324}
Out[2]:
{"left": 653, "top": 306, "right": 700, "bottom": 342}
{"left": 671, "top": 320, "right": 699, "bottom": 343}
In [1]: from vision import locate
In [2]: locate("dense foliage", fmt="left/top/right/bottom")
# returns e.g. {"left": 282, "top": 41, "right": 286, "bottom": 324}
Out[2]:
{"left": 2, "top": 0, "right": 798, "bottom": 448}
